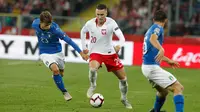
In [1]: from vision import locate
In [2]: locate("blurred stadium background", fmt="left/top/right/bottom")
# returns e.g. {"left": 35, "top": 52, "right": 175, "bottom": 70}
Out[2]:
{"left": 0, "top": 0, "right": 200, "bottom": 112}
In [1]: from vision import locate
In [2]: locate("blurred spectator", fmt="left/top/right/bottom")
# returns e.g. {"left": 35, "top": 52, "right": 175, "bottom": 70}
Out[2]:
{"left": 74, "top": 0, "right": 83, "bottom": 13}
{"left": 5, "top": 27, "right": 17, "bottom": 35}
{"left": 22, "top": 0, "right": 33, "bottom": 14}
{"left": 110, "top": 4, "right": 119, "bottom": 20}
{"left": 30, "top": 5, "right": 41, "bottom": 14}
{"left": 62, "top": 0, "right": 71, "bottom": 16}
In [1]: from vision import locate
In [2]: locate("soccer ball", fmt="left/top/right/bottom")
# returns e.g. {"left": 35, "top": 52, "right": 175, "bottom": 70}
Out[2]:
{"left": 90, "top": 93, "right": 104, "bottom": 108}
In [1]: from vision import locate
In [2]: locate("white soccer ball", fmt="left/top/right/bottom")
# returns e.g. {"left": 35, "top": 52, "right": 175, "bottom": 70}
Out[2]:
{"left": 90, "top": 93, "right": 104, "bottom": 108}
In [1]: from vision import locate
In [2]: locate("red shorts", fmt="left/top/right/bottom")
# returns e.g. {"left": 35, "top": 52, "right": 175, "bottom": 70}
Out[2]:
{"left": 89, "top": 53, "right": 124, "bottom": 72}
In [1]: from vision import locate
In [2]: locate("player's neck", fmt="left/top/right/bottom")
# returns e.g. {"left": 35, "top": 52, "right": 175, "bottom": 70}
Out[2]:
{"left": 97, "top": 22, "right": 104, "bottom": 26}
{"left": 96, "top": 18, "right": 106, "bottom": 27}
{"left": 39, "top": 24, "right": 50, "bottom": 31}
{"left": 154, "top": 22, "right": 164, "bottom": 27}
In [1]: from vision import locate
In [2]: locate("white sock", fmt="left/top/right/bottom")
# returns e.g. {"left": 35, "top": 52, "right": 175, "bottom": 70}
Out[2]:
{"left": 89, "top": 68, "right": 97, "bottom": 87}
{"left": 119, "top": 77, "right": 128, "bottom": 100}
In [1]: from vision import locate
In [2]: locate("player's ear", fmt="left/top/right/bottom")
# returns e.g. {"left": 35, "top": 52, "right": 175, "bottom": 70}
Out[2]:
{"left": 105, "top": 10, "right": 108, "bottom": 17}
{"left": 164, "top": 19, "right": 168, "bottom": 24}
{"left": 165, "top": 19, "right": 168, "bottom": 23}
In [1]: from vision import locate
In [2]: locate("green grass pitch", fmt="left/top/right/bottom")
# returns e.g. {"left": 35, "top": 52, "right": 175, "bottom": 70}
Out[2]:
{"left": 0, "top": 59, "right": 199, "bottom": 112}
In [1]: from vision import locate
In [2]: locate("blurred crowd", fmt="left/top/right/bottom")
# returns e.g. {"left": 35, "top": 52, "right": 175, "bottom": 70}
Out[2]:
{"left": 0, "top": 0, "right": 200, "bottom": 36}
{"left": 0, "top": 0, "right": 95, "bottom": 34}
{"left": 0, "top": 0, "right": 95, "bottom": 16}
{"left": 109, "top": 0, "right": 200, "bottom": 36}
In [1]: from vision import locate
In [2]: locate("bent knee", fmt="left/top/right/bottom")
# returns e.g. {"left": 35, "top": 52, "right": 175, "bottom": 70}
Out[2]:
{"left": 89, "top": 67, "right": 98, "bottom": 72}
{"left": 158, "top": 90, "right": 169, "bottom": 97}
{"left": 50, "top": 63, "right": 60, "bottom": 75}
{"left": 169, "top": 82, "right": 184, "bottom": 93}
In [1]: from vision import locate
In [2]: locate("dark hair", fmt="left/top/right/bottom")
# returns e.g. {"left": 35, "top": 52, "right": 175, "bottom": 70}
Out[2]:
{"left": 96, "top": 4, "right": 107, "bottom": 10}
{"left": 40, "top": 11, "right": 52, "bottom": 24}
{"left": 153, "top": 10, "right": 167, "bottom": 22}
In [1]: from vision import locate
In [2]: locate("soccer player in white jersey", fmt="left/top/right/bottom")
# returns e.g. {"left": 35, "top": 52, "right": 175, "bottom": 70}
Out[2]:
{"left": 142, "top": 10, "right": 184, "bottom": 112}
{"left": 80, "top": 4, "right": 132, "bottom": 109}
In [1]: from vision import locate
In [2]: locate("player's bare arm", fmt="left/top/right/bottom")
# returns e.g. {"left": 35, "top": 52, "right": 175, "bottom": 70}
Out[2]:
{"left": 162, "top": 56, "right": 180, "bottom": 69}
{"left": 150, "top": 34, "right": 165, "bottom": 63}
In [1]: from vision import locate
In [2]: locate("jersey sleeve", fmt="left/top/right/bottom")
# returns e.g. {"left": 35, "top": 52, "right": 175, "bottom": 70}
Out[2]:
{"left": 112, "top": 20, "right": 120, "bottom": 33}
{"left": 80, "top": 22, "right": 89, "bottom": 50}
{"left": 112, "top": 20, "right": 125, "bottom": 47}
{"left": 55, "top": 24, "right": 82, "bottom": 53}
{"left": 152, "top": 27, "right": 162, "bottom": 37}
{"left": 31, "top": 19, "right": 36, "bottom": 29}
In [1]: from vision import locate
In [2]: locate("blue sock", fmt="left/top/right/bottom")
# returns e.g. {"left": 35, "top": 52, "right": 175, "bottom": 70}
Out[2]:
{"left": 174, "top": 95, "right": 184, "bottom": 112}
{"left": 53, "top": 74, "right": 67, "bottom": 93}
{"left": 154, "top": 95, "right": 166, "bottom": 111}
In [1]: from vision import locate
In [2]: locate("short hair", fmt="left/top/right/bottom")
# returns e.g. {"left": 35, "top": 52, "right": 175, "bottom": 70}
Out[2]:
{"left": 96, "top": 4, "right": 107, "bottom": 10}
{"left": 153, "top": 10, "right": 167, "bottom": 22}
{"left": 40, "top": 11, "right": 52, "bottom": 24}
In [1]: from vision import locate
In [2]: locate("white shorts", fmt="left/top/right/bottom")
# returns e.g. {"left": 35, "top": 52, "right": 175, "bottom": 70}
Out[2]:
{"left": 141, "top": 64, "right": 177, "bottom": 88}
{"left": 39, "top": 52, "right": 65, "bottom": 69}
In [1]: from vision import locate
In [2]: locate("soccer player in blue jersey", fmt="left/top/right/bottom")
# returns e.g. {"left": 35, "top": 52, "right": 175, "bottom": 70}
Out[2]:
{"left": 141, "top": 10, "right": 184, "bottom": 112}
{"left": 32, "top": 11, "right": 89, "bottom": 101}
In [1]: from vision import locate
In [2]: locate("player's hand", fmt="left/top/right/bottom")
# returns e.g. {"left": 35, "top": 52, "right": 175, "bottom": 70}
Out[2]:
{"left": 83, "top": 49, "right": 89, "bottom": 54}
{"left": 167, "top": 60, "right": 180, "bottom": 69}
{"left": 155, "top": 48, "right": 164, "bottom": 63}
{"left": 114, "top": 45, "right": 121, "bottom": 54}
{"left": 80, "top": 52, "right": 89, "bottom": 61}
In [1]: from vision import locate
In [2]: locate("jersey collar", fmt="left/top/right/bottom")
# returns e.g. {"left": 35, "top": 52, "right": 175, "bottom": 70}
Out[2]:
{"left": 95, "top": 18, "right": 106, "bottom": 26}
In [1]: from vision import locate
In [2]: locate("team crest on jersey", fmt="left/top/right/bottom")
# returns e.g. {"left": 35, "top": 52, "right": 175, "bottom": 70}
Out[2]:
{"left": 101, "top": 29, "right": 106, "bottom": 35}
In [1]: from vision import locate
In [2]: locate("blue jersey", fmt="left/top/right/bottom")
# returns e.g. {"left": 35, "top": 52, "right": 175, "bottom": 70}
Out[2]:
{"left": 142, "top": 24, "right": 164, "bottom": 65}
{"left": 32, "top": 18, "right": 81, "bottom": 54}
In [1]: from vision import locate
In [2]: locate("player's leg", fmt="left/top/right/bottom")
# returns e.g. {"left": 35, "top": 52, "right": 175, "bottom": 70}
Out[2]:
{"left": 167, "top": 81, "right": 184, "bottom": 112}
{"left": 112, "top": 68, "right": 132, "bottom": 109}
{"left": 59, "top": 69, "right": 64, "bottom": 77}
{"left": 104, "top": 54, "right": 132, "bottom": 109}
{"left": 149, "top": 84, "right": 168, "bottom": 112}
{"left": 87, "top": 53, "right": 102, "bottom": 98}
{"left": 143, "top": 65, "right": 184, "bottom": 112}
{"left": 54, "top": 52, "right": 72, "bottom": 101}
{"left": 142, "top": 65, "right": 168, "bottom": 112}
{"left": 112, "top": 68, "right": 127, "bottom": 100}
{"left": 40, "top": 53, "right": 71, "bottom": 101}
{"left": 50, "top": 63, "right": 67, "bottom": 93}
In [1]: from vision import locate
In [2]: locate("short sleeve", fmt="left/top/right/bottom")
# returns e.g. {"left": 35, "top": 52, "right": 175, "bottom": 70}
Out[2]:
{"left": 153, "top": 27, "right": 161, "bottom": 36}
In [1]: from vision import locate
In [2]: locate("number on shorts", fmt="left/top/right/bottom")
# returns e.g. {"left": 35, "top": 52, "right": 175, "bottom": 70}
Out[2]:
{"left": 114, "top": 58, "right": 120, "bottom": 66}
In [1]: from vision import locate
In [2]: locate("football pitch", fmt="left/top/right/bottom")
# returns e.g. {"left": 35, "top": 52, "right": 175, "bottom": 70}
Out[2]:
{"left": 0, "top": 59, "right": 199, "bottom": 112}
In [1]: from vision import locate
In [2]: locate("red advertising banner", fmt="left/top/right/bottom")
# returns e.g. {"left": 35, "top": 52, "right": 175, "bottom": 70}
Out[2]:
{"left": 133, "top": 42, "right": 200, "bottom": 69}
{"left": 163, "top": 44, "right": 200, "bottom": 68}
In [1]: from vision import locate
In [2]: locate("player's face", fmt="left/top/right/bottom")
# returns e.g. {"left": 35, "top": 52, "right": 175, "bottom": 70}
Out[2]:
{"left": 40, "top": 22, "right": 51, "bottom": 30}
{"left": 95, "top": 9, "right": 107, "bottom": 23}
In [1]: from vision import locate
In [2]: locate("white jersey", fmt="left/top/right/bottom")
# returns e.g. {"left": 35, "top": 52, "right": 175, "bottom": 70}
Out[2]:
{"left": 81, "top": 17, "right": 125, "bottom": 55}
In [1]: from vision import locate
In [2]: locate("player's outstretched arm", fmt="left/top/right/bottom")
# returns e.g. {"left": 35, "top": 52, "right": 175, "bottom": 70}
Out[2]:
{"left": 162, "top": 56, "right": 180, "bottom": 69}
{"left": 80, "top": 23, "right": 89, "bottom": 54}
{"left": 55, "top": 25, "right": 88, "bottom": 61}
{"left": 62, "top": 36, "right": 89, "bottom": 61}
{"left": 150, "top": 34, "right": 164, "bottom": 63}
